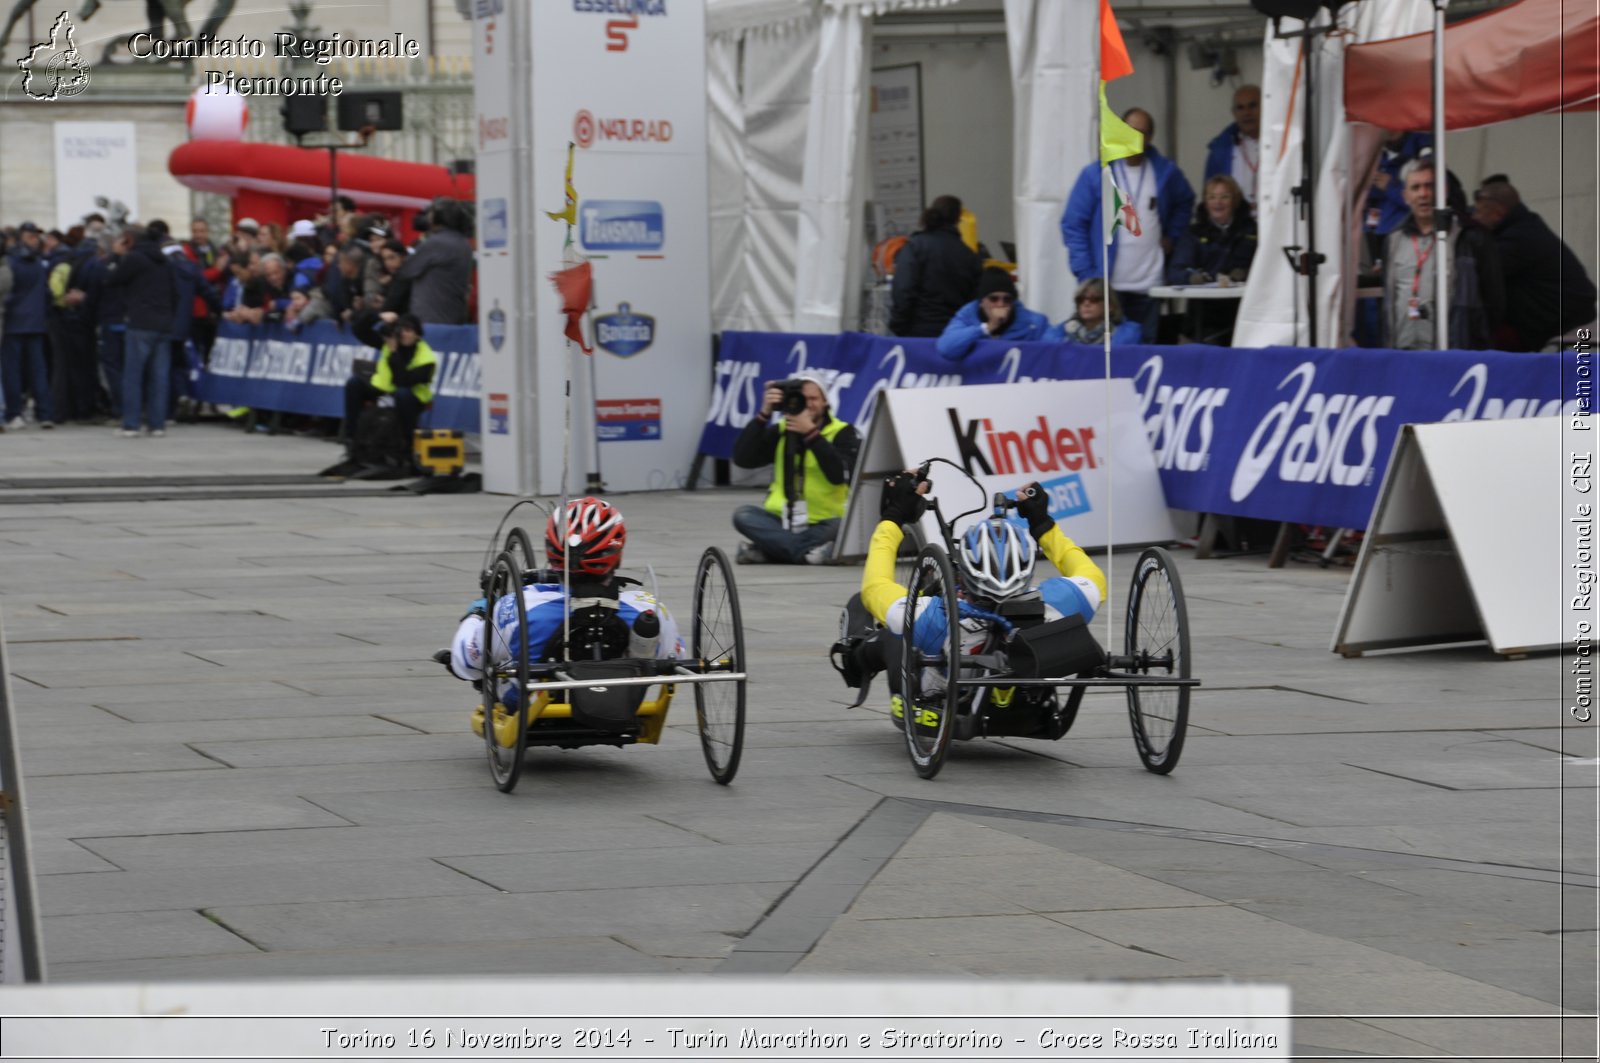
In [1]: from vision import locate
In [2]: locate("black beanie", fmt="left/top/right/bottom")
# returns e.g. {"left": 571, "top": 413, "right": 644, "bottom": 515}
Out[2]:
{"left": 976, "top": 267, "right": 1017, "bottom": 300}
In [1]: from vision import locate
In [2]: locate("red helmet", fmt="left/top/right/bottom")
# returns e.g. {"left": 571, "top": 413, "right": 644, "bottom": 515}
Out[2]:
{"left": 545, "top": 496, "right": 626, "bottom": 576}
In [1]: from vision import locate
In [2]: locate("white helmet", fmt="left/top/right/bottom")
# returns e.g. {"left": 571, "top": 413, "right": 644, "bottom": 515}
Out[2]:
{"left": 957, "top": 517, "right": 1036, "bottom": 601}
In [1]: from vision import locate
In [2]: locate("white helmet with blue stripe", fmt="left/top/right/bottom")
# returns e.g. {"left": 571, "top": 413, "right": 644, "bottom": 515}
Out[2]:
{"left": 957, "top": 516, "right": 1036, "bottom": 601}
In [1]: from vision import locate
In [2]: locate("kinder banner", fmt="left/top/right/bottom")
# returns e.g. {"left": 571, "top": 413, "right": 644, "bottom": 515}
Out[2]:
{"left": 842, "top": 380, "right": 1177, "bottom": 555}
{"left": 202, "top": 321, "right": 480, "bottom": 431}
{"left": 699, "top": 332, "right": 1581, "bottom": 529}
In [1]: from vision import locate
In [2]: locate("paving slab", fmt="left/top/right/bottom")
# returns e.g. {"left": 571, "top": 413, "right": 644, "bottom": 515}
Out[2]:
{"left": 0, "top": 421, "right": 1591, "bottom": 1049}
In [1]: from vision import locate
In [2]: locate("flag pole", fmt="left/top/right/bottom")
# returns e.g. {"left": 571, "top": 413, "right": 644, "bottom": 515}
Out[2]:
{"left": 1101, "top": 164, "right": 1114, "bottom": 651}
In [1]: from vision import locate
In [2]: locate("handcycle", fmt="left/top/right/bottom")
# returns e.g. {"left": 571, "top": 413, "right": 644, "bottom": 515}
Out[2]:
{"left": 468, "top": 500, "right": 748, "bottom": 793}
{"left": 882, "top": 459, "right": 1197, "bottom": 780}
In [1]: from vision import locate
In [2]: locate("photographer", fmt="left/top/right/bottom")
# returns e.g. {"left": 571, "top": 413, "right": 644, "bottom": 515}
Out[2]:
{"left": 731, "top": 373, "right": 859, "bottom": 565}
{"left": 342, "top": 311, "right": 436, "bottom": 457}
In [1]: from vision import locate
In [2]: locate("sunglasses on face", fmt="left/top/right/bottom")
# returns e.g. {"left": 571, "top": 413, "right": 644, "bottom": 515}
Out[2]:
{"left": 1076, "top": 295, "right": 1103, "bottom": 304}
{"left": 983, "top": 293, "right": 1015, "bottom": 305}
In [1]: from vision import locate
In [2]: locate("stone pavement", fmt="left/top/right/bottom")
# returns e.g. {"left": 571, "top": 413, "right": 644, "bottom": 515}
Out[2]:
{"left": 0, "top": 419, "right": 1595, "bottom": 1059}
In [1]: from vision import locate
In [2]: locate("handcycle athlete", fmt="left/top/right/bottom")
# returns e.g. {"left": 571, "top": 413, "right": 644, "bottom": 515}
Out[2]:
{"left": 440, "top": 496, "right": 684, "bottom": 708}
{"left": 831, "top": 468, "right": 1107, "bottom": 737}
{"left": 438, "top": 494, "right": 748, "bottom": 793}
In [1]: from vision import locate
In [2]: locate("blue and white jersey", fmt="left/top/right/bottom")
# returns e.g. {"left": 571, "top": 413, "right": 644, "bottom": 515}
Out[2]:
{"left": 451, "top": 583, "right": 684, "bottom": 699}
{"left": 888, "top": 575, "right": 1099, "bottom": 656}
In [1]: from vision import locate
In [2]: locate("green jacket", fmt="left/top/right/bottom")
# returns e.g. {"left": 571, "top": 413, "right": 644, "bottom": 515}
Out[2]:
{"left": 371, "top": 339, "right": 437, "bottom": 404}
{"left": 763, "top": 415, "right": 851, "bottom": 523}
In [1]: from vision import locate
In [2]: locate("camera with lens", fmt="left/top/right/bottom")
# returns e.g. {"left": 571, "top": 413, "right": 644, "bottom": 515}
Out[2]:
{"left": 778, "top": 378, "right": 810, "bottom": 416}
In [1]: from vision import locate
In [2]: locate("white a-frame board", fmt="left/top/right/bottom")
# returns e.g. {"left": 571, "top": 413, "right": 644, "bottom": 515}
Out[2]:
{"left": 1333, "top": 417, "right": 1572, "bottom": 657}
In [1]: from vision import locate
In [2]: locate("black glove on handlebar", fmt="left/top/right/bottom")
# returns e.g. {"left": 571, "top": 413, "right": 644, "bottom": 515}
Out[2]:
{"left": 880, "top": 472, "right": 929, "bottom": 527}
{"left": 1015, "top": 482, "right": 1055, "bottom": 540}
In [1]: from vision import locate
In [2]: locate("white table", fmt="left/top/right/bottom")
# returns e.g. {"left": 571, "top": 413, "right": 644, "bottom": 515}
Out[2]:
{"left": 1147, "top": 283, "right": 1246, "bottom": 301}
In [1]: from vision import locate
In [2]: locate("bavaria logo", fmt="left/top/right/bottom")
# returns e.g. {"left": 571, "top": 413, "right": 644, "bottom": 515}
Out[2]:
{"left": 594, "top": 302, "right": 655, "bottom": 357}
{"left": 580, "top": 200, "right": 664, "bottom": 252}
{"left": 487, "top": 302, "right": 506, "bottom": 351}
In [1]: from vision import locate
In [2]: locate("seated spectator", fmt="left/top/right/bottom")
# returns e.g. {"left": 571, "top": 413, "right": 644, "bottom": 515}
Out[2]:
{"left": 1166, "top": 174, "right": 1257, "bottom": 344}
{"left": 731, "top": 373, "right": 860, "bottom": 565}
{"left": 1205, "top": 85, "right": 1262, "bottom": 210}
{"left": 889, "top": 194, "right": 982, "bottom": 338}
{"left": 1044, "top": 278, "right": 1142, "bottom": 345}
{"left": 1472, "top": 177, "right": 1597, "bottom": 350}
{"left": 343, "top": 312, "right": 436, "bottom": 452}
{"left": 935, "top": 268, "right": 1049, "bottom": 359}
{"left": 1383, "top": 159, "right": 1503, "bottom": 350}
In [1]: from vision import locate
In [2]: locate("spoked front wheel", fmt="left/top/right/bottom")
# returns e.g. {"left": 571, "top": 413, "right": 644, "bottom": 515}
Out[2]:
{"left": 692, "top": 546, "right": 746, "bottom": 785}
{"left": 1124, "top": 546, "right": 1191, "bottom": 774}
{"left": 483, "top": 551, "right": 531, "bottom": 792}
{"left": 902, "top": 543, "right": 960, "bottom": 779}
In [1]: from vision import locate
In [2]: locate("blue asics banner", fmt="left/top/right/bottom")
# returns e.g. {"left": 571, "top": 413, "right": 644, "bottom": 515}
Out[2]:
{"left": 200, "top": 321, "right": 481, "bottom": 432}
{"left": 699, "top": 332, "right": 1582, "bottom": 528}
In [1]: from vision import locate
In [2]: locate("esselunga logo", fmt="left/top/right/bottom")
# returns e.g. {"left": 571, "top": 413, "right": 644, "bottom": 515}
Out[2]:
{"left": 572, "top": 0, "right": 667, "bottom": 52}
{"left": 580, "top": 200, "right": 664, "bottom": 252}
{"left": 594, "top": 302, "right": 655, "bottom": 357}
{"left": 1228, "top": 362, "right": 1396, "bottom": 502}
{"left": 18, "top": 11, "right": 91, "bottom": 101}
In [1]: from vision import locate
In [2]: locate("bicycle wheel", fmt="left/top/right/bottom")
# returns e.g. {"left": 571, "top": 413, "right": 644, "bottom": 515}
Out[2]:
{"left": 483, "top": 550, "right": 530, "bottom": 792}
{"left": 1124, "top": 546, "right": 1191, "bottom": 774}
{"left": 902, "top": 543, "right": 960, "bottom": 779}
{"left": 504, "top": 526, "right": 541, "bottom": 577}
{"left": 692, "top": 546, "right": 746, "bottom": 785}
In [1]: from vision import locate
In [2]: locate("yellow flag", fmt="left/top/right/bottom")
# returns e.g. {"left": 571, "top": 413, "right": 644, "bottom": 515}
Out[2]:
{"left": 545, "top": 141, "right": 578, "bottom": 226}
{"left": 1099, "top": 83, "right": 1143, "bottom": 166}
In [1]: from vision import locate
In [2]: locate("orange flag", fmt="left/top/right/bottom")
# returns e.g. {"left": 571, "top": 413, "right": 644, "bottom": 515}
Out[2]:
{"left": 549, "top": 260, "right": 594, "bottom": 353}
{"left": 1100, "top": 0, "right": 1134, "bottom": 81}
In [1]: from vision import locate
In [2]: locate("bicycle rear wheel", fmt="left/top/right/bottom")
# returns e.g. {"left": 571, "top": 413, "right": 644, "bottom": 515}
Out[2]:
{"left": 1124, "top": 546, "right": 1191, "bottom": 774}
{"left": 692, "top": 546, "right": 746, "bottom": 785}
{"left": 483, "top": 551, "right": 530, "bottom": 792}
{"left": 902, "top": 543, "right": 960, "bottom": 779}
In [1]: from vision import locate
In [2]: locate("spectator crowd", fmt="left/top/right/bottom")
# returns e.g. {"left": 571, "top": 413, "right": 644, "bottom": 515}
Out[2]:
{"left": 883, "top": 86, "right": 1593, "bottom": 355}
{"left": 1, "top": 195, "right": 476, "bottom": 435}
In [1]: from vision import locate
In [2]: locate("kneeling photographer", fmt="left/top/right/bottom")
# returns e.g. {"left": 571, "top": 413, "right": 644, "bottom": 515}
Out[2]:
{"left": 731, "top": 373, "right": 859, "bottom": 565}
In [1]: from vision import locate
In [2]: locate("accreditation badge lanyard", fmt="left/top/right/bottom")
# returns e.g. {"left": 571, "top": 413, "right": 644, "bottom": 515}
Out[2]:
{"left": 1408, "top": 233, "right": 1435, "bottom": 319}
{"left": 1115, "top": 160, "right": 1152, "bottom": 218}
{"left": 1237, "top": 135, "right": 1259, "bottom": 203}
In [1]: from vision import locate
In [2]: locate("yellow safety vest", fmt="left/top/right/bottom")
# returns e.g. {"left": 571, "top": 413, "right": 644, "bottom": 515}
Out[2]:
{"left": 763, "top": 415, "right": 850, "bottom": 524}
{"left": 371, "top": 339, "right": 437, "bottom": 404}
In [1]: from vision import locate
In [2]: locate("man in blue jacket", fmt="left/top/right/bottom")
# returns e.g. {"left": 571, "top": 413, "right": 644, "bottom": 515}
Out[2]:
{"left": 935, "top": 268, "right": 1049, "bottom": 359}
{"left": 1202, "top": 85, "right": 1261, "bottom": 210}
{"left": 1060, "top": 108, "right": 1194, "bottom": 344}
{"left": 2, "top": 221, "right": 55, "bottom": 429}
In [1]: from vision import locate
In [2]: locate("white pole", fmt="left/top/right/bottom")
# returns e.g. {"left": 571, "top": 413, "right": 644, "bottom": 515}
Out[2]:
{"left": 1432, "top": 0, "right": 1450, "bottom": 350}
{"left": 1100, "top": 165, "right": 1114, "bottom": 650}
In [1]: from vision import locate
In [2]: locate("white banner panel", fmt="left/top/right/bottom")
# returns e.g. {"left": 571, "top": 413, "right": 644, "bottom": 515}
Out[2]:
{"left": 0, "top": 978, "right": 1291, "bottom": 1058}
{"left": 842, "top": 379, "right": 1177, "bottom": 554}
{"left": 1334, "top": 417, "right": 1573, "bottom": 656}
{"left": 472, "top": 0, "right": 535, "bottom": 496}
{"left": 868, "top": 64, "right": 923, "bottom": 240}
{"left": 529, "top": 1, "right": 711, "bottom": 494}
{"left": 53, "top": 122, "right": 137, "bottom": 231}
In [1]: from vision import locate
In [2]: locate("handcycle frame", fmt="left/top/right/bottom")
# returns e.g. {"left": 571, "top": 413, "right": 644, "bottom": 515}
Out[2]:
{"left": 472, "top": 499, "right": 748, "bottom": 793}
{"left": 896, "top": 459, "right": 1198, "bottom": 780}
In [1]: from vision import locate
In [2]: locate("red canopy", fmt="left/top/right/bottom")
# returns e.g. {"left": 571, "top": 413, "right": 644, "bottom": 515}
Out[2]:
{"left": 1345, "top": 0, "right": 1598, "bottom": 130}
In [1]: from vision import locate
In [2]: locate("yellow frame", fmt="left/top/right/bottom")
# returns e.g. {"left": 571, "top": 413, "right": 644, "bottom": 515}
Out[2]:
{"left": 472, "top": 684, "right": 677, "bottom": 747}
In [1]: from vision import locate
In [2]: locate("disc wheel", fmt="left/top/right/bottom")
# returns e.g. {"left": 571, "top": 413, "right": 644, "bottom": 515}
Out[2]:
{"left": 902, "top": 543, "right": 960, "bottom": 779}
{"left": 1124, "top": 546, "right": 1191, "bottom": 774}
{"left": 483, "top": 551, "right": 530, "bottom": 792}
{"left": 692, "top": 546, "right": 746, "bottom": 785}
